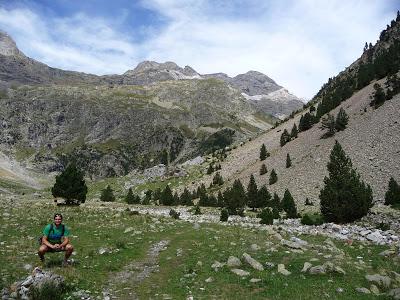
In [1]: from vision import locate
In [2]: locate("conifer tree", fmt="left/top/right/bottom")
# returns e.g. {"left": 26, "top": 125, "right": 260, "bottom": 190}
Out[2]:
{"left": 291, "top": 123, "right": 298, "bottom": 139}
{"left": 271, "top": 192, "right": 281, "bottom": 212}
{"left": 212, "top": 172, "right": 224, "bottom": 185}
{"left": 100, "top": 185, "right": 115, "bottom": 202}
{"left": 282, "top": 189, "right": 298, "bottom": 218}
{"left": 269, "top": 169, "right": 278, "bottom": 185}
{"left": 280, "top": 129, "right": 291, "bottom": 146}
{"left": 224, "top": 179, "right": 246, "bottom": 215}
{"left": 321, "top": 114, "right": 336, "bottom": 137}
{"left": 259, "top": 163, "right": 268, "bottom": 175}
{"left": 153, "top": 188, "right": 161, "bottom": 203}
{"left": 180, "top": 188, "right": 194, "bottom": 206}
{"left": 198, "top": 191, "right": 209, "bottom": 207}
{"left": 286, "top": 153, "right": 292, "bottom": 168}
{"left": 217, "top": 191, "right": 225, "bottom": 207}
{"left": 260, "top": 144, "right": 268, "bottom": 161}
{"left": 220, "top": 208, "right": 229, "bottom": 222}
{"left": 207, "top": 164, "right": 214, "bottom": 174}
{"left": 320, "top": 141, "right": 373, "bottom": 223}
{"left": 257, "top": 185, "right": 271, "bottom": 208}
{"left": 371, "top": 83, "right": 386, "bottom": 108}
{"left": 247, "top": 174, "right": 258, "bottom": 210}
{"left": 160, "top": 185, "right": 174, "bottom": 206}
{"left": 142, "top": 190, "right": 152, "bottom": 205}
{"left": 335, "top": 108, "right": 349, "bottom": 131}
{"left": 173, "top": 192, "right": 180, "bottom": 205}
{"left": 52, "top": 163, "right": 87, "bottom": 204}
{"left": 384, "top": 177, "right": 400, "bottom": 206}
{"left": 208, "top": 194, "right": 218, "bottom": 207}
{"left": 125, "top": 188, "right": 136, "bottom": 204}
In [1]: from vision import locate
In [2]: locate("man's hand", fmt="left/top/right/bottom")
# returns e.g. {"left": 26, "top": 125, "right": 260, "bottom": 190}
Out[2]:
{"left": 53, "top": 244, "right": 61, "bottom": 249}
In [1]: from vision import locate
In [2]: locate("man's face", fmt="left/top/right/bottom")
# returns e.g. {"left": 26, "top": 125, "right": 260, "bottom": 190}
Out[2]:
{"left": 54, "top": 216, "right": 62, "bottom": 226}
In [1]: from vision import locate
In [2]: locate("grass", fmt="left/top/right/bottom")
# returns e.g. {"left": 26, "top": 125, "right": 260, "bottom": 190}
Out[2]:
{"left": 0, "top": 197, "right": 399, "bottom": 299}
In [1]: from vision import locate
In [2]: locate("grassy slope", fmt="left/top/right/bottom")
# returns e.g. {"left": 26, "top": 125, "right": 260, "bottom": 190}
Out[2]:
{"left": 0, "top": 199, "right": 398, "bottom": 299}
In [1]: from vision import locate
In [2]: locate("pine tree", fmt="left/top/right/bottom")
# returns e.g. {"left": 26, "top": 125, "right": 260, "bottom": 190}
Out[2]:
{"left": 321, "top": 113, "right": 336, "bottom": 137}
{"left": 142, "top": 190, "right": 152, "bottom": 205}
{"left": 173, "top": 192, "right": 180, "bottom": 205}
{"left": 291, "top": 123, "right": 298, "bottom": 139}
{"left": 257, "top": 185, "right": 271, "bottom": 208}
{"left": 259, "top": 163, "right": 268, "bottom": 175}
{"left": 153, "top": 188, "right": 161, "bottom": 203}
{"left": 258, "top": 208, "right": 274, "bottom": 224}
{"left": 125, "top": 188, "right": 136, "bottom": 204}
{"left": 224, "top": 179, "right": 246, "bottom": 215}
{"left": 206, "top": 164, "right": 214, "bottom": 174}
{"left": 384, "top": 177, "right": 400, "bottom": 206}
{"left": 271, "top": 192, "right": 281, "bottom": 211}
{"left": 286, "top": 153, "right": 292, "bottom": 168}
{"left": 198, "top": 191, "right": 209, "bottom": 207}
{"left": 212, "top": 172, "right": 224, "bottom": 185}
{"left": 260, "top": 144, "right": 268, "bottom": 161}
{"left": 217, "top": 191, "right": 225, "bottom": 207}
{"left": 371, "top": 83, "right": 386, "bottom": 108}
{"left": 335, "top": 108, "right": 349, "bottom": 131}
{"left": 100, "top": 185, "right": 115, "bottom": 202}
{"left": 180, "top": 188, "right": 194, "bottom": 206}
{"left": 320, "top": 141, "right": 373, "bottom": 223}
{"left": 208, "top": 194, "right": 218, "bottom": 207}
{"left": 220, "top": 208, "right": 229, "bottom": 222}
{"left": 280, "top": 129, "right": 291, "bottom": 146}
{"left": 269, "top": 169, "right": 278, "bottom": 185}
{"left": 51, "top": 163, "right": 87, "bottom": 205}
{"left": 282, "top": 189, "right": 298, "bottom": 218}
{"left": 247, "top": 174, "right": 258, "bottom": 210}
{"left": 160, "top": 185, "right": 174, "bottom": 206}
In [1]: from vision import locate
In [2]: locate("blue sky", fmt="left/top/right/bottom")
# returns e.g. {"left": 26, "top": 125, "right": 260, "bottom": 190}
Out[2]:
{"left": 0, "top": 0, "right": 398, "bottom": 99}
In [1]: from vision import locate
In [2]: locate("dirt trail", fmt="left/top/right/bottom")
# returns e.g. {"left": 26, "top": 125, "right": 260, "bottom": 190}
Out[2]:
{"left": 103, "top": 240, "right": 170, "bottom": 299}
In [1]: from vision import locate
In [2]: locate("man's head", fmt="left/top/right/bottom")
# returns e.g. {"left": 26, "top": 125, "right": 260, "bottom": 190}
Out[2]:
{"left": 53, "top": 213, "right": 63, "bottom": 226}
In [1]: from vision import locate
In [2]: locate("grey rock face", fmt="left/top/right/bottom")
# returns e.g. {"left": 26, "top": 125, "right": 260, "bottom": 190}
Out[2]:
{"left": 0, "top": 31, "right": 23, "bottom": 57}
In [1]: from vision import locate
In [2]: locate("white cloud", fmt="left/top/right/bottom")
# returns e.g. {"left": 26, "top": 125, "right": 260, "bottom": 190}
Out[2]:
{"left": 0, "top": 1, "right": 397, "bottom": 98}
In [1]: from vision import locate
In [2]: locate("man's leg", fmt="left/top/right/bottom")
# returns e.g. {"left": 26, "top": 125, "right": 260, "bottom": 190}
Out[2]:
{"left": 38, "top": 245, "right": 49, "bottom": 262}
{"left": 64, "top": 244, "right": 74, "bottom": 263}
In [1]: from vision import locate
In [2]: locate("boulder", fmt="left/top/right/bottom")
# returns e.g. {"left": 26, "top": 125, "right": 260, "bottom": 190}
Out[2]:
{"left": 231, "top": 269, "right": 250, "bottom": 277}
{"left": 301, "top": 262, "right": 312, "bottom": 273}
{"left": 277, "top": 264, "right": 291, "bottom": 276}
{"left": 227, "top": 256, "right": 241, "bottom": 268}
{"left": 242, "top": 253, "right": 264, "bottom": 271}
{"left": 356, "top": 287, "right": 371, "bottom": 294}
{"left": 365, "top": 274, "right": 392, "bottom": 289}
{"left": 388, "top": 288, "right": 400, "bottom": 300}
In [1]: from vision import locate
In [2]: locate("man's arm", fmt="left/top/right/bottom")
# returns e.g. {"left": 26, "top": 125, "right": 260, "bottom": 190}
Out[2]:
{"left": 41, "top": 236, "right": 55, "bottom": 249}
{"left": 60, "top": 236, "right": 70, "bottom": 248}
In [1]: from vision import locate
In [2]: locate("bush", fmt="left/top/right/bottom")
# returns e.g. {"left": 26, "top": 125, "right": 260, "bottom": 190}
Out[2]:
{"left": 31, "top": 280, "right": 65, "bottom": 300}
{"left": 384, "top": 177, "right": 400, "bottom": 206}
{"left": 193, "top": 205, "right": 202, "bottom": 215}
{"left": 100, "top": 185, "right": 115, "bottom": 202}
{"left": 301, "top": 213, "right": 325, "bottom": 225}
{"left": 269, "top": 169, "right": 278, "bottom": 185}
{"left": 125, "top": 188, "right": 139, "bottom": 204}
{"left": 220, "top": 209, "right": 229, "bottom": 222}
{"left": 259, "top": 164, "right": 267, "bottom": 175}
{"left": 258, "top": 208, "right": 274, "bottom": 225}
{"left": 169, "top": 209, "right": 180, "bottom": 219}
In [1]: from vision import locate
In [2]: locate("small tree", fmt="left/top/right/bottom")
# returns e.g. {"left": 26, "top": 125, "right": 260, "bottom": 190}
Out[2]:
{"left": 384, "top": 177, "right": 400, "bottom": 206}
{"left": 320, "top": 141, "right": 373, "bottom": 223}
{"left": 291, "top": 123, "right": 298, "bottom": 139}
{"left": 286, "top": 153, "right": 292, "bottom": 168}
{"left": 207, "top": 164, "right": 214, "bottom": 175}
{"left": 125, "top": 188, "right": 137, "bottom": 204}
{"left": 258, "top": 208, "right": 274, "bottom": 225}
{"left": 142, "top": 190, "right": 152, "bottom": 205}
{"left": 259, "top": 163, "right": 268, "bottom": 175}
{"left": 260, "top": 144, "right": 268, "bottom": 161}
{"left": 217, "top": 191, "right": 225, "bottom": 207}
{"left": 224, "top": 179, "right": 246, "bottom": 215}
{"left": 282, "top": 189, "right": 298, "bottom": 218}
{"left": 220, "top": 208, "right": 229, "bottom": 222}
{"left": 100, "top": 185, "right": 115, "bottom": 202}
{"left": 180, "top": 188, "right": 194, "bottom": 206}
{"left": 212, "top": 172, "right": 224, "bottom": 185}
{"left": 321, "top": 114, "right": 336, "bottom": 137}
{"left": 173, "top": 192, "right": 180, "bottom": 205}
{"left": 280, "top": 129, "right": 291, "bottom": 146}
{"left": 257, "top": 185, "right": 271, "bottom": 208}
{"left": 370, "top": 83, "right": 386, "bottom": 108}
{"left": 52, "top": 163, "right": 87, "bottom": 205}
{"left": 335, "top": 108, "right": 349, "bottom": 131}
{"left": 247, "top": 174, "right": 258, "bottom": 210}
{"left": 160, "top": 185, "right": 174, "bottom": 206}
{"left": 269, "top": 169, "right": 278, "bottom": 185}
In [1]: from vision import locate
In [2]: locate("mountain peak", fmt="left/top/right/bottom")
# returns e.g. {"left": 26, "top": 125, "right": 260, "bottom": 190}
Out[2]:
{"left": 0, "top": 30, "right": 23, "bottom": 57}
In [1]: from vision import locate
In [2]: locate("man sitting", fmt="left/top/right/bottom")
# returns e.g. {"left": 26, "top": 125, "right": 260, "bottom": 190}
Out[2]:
{"left": 38, "top": 213, "right": 74, "bottom": 265}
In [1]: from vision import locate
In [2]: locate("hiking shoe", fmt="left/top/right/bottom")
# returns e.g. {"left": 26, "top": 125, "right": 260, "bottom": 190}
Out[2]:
{"left": 62, "top": 260, "right": 70, "bottom": 267}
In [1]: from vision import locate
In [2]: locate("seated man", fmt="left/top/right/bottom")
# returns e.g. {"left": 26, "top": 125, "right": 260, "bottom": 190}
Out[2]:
{"left": 38, "top": 213, "right": 73, "bottom": 265}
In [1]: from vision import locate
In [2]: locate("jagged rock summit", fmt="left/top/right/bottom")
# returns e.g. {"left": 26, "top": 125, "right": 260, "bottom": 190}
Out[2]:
{"left": 0, "top": 30, "right": 23, "bottom": 57}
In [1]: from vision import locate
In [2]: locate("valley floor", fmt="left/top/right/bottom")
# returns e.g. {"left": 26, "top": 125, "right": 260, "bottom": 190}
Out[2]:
{"left": 1, "top": 198, "right": 400, "bottom": 299}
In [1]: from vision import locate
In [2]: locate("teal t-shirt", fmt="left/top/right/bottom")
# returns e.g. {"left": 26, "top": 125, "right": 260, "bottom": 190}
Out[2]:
{"left": 42, "top": 224, "right": 70, "bottom": 244}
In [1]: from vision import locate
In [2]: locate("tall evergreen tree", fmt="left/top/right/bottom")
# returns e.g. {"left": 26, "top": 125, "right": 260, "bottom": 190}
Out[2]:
{"left": 321, "top": 113, "right": 336, "bottom": 137}
{"left": 173, "top": 192, "right": 180, "bottom": 205}
{"left": 142, "top": 190, "right": 152, "bottom": 205}
{"left": 320, "top": 141, "right": 373, "bottom": 223}
{"left": 52, "top": 163, "right": 87, "bottom": 204}
{"left": 212, "top": 172, "right": 224, "bottom": 185}
{"left": 224, "top": 179, "right": 246, "bottom": 215}
{"left": 291, "top": 123, "right": 298, "bottom": 139}
{"left": 384, "top": 177, "right": 400, "bottom": 206}
{"left": 286, "top": 153, "right": 292, "bottom": 168}
{"left": 160, "top": 185, "right": 174, "bottom": 206}
{"left": 125, "top": 188, "right": 137, "bottom": 204}
{"left": 257, "top": 185, "right": 271, "bottom": 208}
{"left": 335, "top": 108, "right": 349, "bottom": 131}
{"left": 259, "top": 163, "right": 268, "bottom": 175}
{"left": 282, "top": 189, "right": 298, "bottom": 218}
{"left": 180, "top": 188, "right": 194, "bottom": 206}
{"left": 247, "top": 174, "right": 258, "bottom": 210}
{"left": 269, "top": 169, "right": 278, "bottom": 185}
{"left": 100, "top": 185, "right": 115, "bottom": 202}
{"left": 280, "top": 129, "right": 291, "bottom": 146}
{"left": 260, "top": 144, "right": 268, "bottom": 161}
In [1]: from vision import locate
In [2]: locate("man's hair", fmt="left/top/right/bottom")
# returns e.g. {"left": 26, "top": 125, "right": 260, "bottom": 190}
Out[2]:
{"left": 54, "top": 213, "right": 63, "bottom": 219}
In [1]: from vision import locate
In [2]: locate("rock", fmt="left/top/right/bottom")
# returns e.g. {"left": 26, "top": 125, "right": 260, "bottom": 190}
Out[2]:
{"left": 250, "top": 278, "right": 261, "bottom": 283}
{"left": 379, "top": 249, "right": 396, "bottom": 257}
{"left": 193, "top": 223, "right": 200, "bottom": 230}
{"left": 227, "top": 256, "right": 241, "bottom": 268}
{"left": 265, "top": 262, "right": 275, "bottom": 269}
{"left": 231, "top": 269, "right": 250, "bottom": 277}
{"left": 277, "top": 264, "right": 291, "bottom": 276}
{"left": 23, "top": 264, "right": 32, "bottom": 271}
{"left": 242, "top": 253, "right": 264, "bottom": 271}
{"left": 365, "top": 274, "right": 392, "bottom": 289}
{"left": 301, "top": 262, "right": 312, "bottom": 273}
{"left": 205, "top": 277, "right": 213, "bottom": 283}
{"left": 124, "top": 227, "right": 134, "bottom": 233}
{"left": 290, "top": 236, "right": 308, "bottom": 246}
{"left": 281, "top": 239, "right": 305, "bottom": 250}
{"left": 211, "top": 261, "right": 225, "bottom": 272}
{"left": 388, "top": 288, "right": 400, "bottom": 299}
{"left": 309, "top": 265, "right": 326, "bottom": 275}
{"left": 98, "top": 247, "right": 111, "bottom": 255}
{"left": 273, "top": 233, "right": 283, "bottom": 241}
{"left": 250, "top": 244, "right": 260, "bottom": 251}
{"left": 356, "top": 287, "right": 371, "bottom": 294}
{"left": 333, "top": 266, "right": 346, "bottom": 275}
{"left": 366, "top": 231, "right": 386, "bottom": 244}
{"left": 336, "top": 287, "right": 344, "bottom": 293}
{"left": 370, "top": 284, "right": 380, "bottom": 295}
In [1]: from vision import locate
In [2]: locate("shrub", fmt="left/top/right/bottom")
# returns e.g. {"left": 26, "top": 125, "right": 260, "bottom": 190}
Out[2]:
{"left": 193, "top": 205, "right": 202, "bottom": 215}
{"left": 301, "top": 213, "right": 325, "bottom": 225}
{"left": 160, "top": 185, "right": 174, "bottom": 206}
{"left": 260, "top": 144, "right": 269, "bottom": 160}
{"left": 335, "top": 108, "right": 349, "bottom": 131}
{"left": 220, "top": 209, "right": 229, "bottom": 222}
{"left": 212, "top": 172, "right": 224, "bottom": 185}
{"left": 100, "top": 185, "right": 115, "bottom": 202}
{"left": 269, "top": 169, "right": 278, "bottom": 185}
{"left": 169, "top": 209, "right": 180, "bottom": 219}
{"left": 259, "top": 164, "right": 267, "bottom": 175}
{"left": 125, "top": 188, "right": 138, "bottom": 204}
{"left": 280, "top": 129, "right": 291, "bottom": 146}
{"left": 258, "top": 208, "right": 274, "bottom": 225}
{"left": 31, "top": 280, "right": 65, "bottom": 300}
{"left": 384, "top": 177, "right": 400, "bottom": 206}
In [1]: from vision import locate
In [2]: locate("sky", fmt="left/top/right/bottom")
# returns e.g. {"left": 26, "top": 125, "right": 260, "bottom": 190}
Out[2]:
{"left": 0, "top": 0, "right": 398, "bottom": 99}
